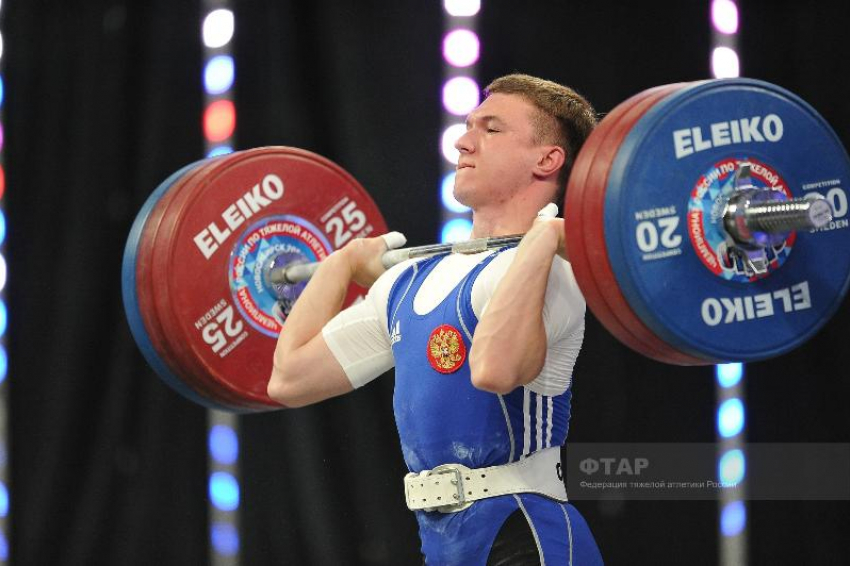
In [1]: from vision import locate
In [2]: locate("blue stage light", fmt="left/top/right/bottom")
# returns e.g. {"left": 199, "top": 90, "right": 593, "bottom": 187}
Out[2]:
{"left": 717, "top": 398, "right": 745, "bottom": 438}
{"left": 716, "top": 363, "right": 742, "bottom": 388}
{"left": 204, "top": 55, "right": 235, "bottom": 95}
{"left": 440, "top": 173, "right": 469, "bottom": 213}
{"left": 209, "top": 472, "right": 240, "bottom": 511}
{"left": 0, "top": 345, "right": 6, "bottom": 385}
{"left": 720, "top": 500, "right": 746, "bottom": 537}
{"left": 209, "top": 425, "right": 238, "bottom": 465}
{"left": 718, "top": 448, "right": 745, "bottom": 485}
{"left": 0, "top": 480, "right": 8, "bottom": 517}
{"left": 211, "top": 521, "right": 240, "bottom": 555}
{"left": 207, "top": 145, "right": 234, "bottom": 158}
{"left": 0, "top": 300, "right": 6, "bottom": 339}
{"left": 441, "top": 218, "right": 472, "bottom": 243}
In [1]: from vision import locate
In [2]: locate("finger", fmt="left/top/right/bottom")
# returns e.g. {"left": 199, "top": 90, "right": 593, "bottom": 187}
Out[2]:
{"left": 537, "top": 203, "right": 559, "bottom": 218}
{"left": 380, "top": 231, "right": 407, "bottom": 250}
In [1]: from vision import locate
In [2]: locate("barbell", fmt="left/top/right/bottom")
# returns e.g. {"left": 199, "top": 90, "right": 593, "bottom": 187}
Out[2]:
{"left": 122, "top": 78, "right": 850, "bottom": 412}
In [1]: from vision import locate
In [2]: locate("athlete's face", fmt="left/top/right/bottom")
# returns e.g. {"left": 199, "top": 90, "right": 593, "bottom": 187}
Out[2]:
{"left": 453, "top": 93, "right": 542, "bottom": 209}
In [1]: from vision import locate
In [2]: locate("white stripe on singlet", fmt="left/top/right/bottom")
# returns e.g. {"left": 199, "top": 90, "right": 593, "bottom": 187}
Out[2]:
{"left": 535, "top": 392, "right": 543, "bottom": 452}
{"left": 514, "top": 495, "right": 545, "bottom": 566}
{"left": 456, "top": 262, "right": 515, "bottom": 462}
{"left": 560, "top": 503, "right": 574, "bottom": 566}
{"left": 546, "top": 396, "right": 554, "bottom": 448}
{"left": 522, "top": 388, "right": 531, "bottom": 459}
{"left": 455, "top": 276, "right": 473, "bottom": 344}
{"left": 389, "top": 263, "right": 418, "bottom": 331}
{"left": 499, "top": 395, "right": 516, "bottom": 462}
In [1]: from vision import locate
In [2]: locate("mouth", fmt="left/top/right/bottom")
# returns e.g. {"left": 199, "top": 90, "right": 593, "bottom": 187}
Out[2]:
{"left": 456, "top": 163, "right": 474, "bottom": 171}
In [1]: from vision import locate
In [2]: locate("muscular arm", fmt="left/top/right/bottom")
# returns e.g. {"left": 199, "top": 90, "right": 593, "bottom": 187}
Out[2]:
{"left": 469, "top": 218, "right": 566, "bottom": 394}
{"left": 267, "top": 236, "right": 399, "bottom": 408}
{"left": 267, "top": 251, "right": 355, "bottom": 408}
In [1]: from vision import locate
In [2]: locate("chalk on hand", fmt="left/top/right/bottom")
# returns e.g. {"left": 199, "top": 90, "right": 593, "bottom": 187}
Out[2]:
{"left": 537, "top": 203, "right": 559, "bottom": 218}
{"left": 381, "top": 231, "right": 408, "bottom": 250}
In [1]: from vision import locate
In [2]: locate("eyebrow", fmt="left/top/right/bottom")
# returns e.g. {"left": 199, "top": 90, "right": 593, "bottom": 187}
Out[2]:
{"left": 465, "top": 114, "right": 507, "bottom": 128}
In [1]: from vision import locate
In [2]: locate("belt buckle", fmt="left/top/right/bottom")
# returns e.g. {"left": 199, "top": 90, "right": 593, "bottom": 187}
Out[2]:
{"left": 404, "top": 464, "right": 473, "bottom": 513}
{"left": 430, "top": 464, "right": 473, "bottom": 513}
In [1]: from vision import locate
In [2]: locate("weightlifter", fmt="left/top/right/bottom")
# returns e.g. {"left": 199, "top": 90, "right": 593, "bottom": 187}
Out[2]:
{"left": 268, "top": 74, "right": 604, "bottom": 565}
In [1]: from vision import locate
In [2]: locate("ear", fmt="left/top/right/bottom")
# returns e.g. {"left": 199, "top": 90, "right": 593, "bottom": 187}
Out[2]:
{"left": 533, "top": 145, "right": 566, "bottom": 178}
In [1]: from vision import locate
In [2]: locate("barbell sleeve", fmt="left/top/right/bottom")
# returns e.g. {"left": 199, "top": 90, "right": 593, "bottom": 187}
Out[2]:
{"left": 723, "top": 193, "right": 833, "bottom": 246}
{"left": 742, "top": 196, "right": 833, "bottom": 234}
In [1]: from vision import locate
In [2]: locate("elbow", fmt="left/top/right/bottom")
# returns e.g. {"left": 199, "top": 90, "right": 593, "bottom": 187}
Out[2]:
{"left": 266, "top": 364, "right": 306, "bottom": 409}
{"left": 470, "top": 358, "right": 523, "bottom": 395}
{"left": 469, "top": 350, "right": 544, "bottom": 395}
{"left": 471, "top": 371, "right": 516, "bottom": 395}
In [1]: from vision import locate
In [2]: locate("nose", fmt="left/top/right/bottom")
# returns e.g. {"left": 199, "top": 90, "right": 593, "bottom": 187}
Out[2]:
{"left": 455, "top": 128, "right": 474, "bottom": 154}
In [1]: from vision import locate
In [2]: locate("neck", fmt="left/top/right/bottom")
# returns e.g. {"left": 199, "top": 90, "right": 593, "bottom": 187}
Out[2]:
{"left": 469, "top": 210, "right": 529, "bottom": 238}
{"left": 469, "top": 184, "right": 554, "bottom": 238}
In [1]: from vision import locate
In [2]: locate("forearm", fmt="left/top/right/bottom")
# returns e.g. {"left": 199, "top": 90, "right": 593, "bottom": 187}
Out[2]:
{"left": 275, "top": 251, "right": 353, "bottom": 355}
{"left": 267, "top": 251, "right": 355, "bottom": 406}
{"left": 470, "top": 226, "right": 561, "bottom": 393}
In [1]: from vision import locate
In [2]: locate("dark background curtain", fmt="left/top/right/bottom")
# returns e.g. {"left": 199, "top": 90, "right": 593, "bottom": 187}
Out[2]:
{"left": 4, "top": 0, "right": 848, "bottom": 564}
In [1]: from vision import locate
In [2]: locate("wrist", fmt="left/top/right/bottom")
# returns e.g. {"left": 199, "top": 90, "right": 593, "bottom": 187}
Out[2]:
{"left": 322, "top": 247, "right": 357, "bottom": 280}
{"left": 521, "top": 221, "right": 560, "bottom": 256}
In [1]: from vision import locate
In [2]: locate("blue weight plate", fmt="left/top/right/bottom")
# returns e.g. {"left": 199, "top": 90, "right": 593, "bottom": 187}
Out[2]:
{"left": 122, "top": 160, "right": 244, "bottom": 412}
{"left": 604, "top": 78, "right": 850, "bottom": 361}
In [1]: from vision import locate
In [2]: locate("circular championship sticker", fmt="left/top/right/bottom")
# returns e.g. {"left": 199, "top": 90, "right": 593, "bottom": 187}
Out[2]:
{"left": 229, "top": 215, "right": 333, "bottom": 337}
{"left": 687, "top": 156, "right": 796, "bottom": 283}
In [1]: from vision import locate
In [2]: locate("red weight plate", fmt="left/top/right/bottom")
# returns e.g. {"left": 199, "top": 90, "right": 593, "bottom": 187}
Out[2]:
{"left": 147, "top": 149, "right": 357, "bottom": 411}
{"left": 135, "top": 157, "right": 254, "bottom": 409}
{"left": 566, "top": 84, "right": 705, "bottom": 364}
{"left": 582, "top": 83, "right": 722, "bottom": 365}
{"left": 125, "top": 159, "right": 244, "bottom": 411}
{"left": 151, "top": 147, "right": 388, "bottom": 411}
{"left": 585, "top": 84, "right": 706, "bottom": 365}
{"left": 564, "top": 88, "right": 654, "bottom": 350}
{"left": 568, "top": 84, "right": 707, "bottom": 364}
{"left": 149, "top": 158, "right": 270, "bottom": 409}
{"left": 564, "top": 88, "right": 656, "bottom": 353}
{"left": 579, "top": 83, "right": 709, "bottom": 365}
{"left": 142, "top": 149, "right": 323, "bottom": 411}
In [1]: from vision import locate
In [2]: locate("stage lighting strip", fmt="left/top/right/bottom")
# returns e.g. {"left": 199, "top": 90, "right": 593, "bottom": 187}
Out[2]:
{"left": 439, "top": 0, "right": 482, "bottom": 243}
{"left": 201, "top": 3, "right": 241, "bottom": 565}
{"left": 0, "top": 5, "right": 9, "bottom": 562}
{"left": 710, "top": 2, "right": 748, "bottom": 564}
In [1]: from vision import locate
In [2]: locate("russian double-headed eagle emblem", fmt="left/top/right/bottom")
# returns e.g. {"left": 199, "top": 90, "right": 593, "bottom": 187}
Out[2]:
{"left": 426, "top": 324, "right": 466, "bottom": 374}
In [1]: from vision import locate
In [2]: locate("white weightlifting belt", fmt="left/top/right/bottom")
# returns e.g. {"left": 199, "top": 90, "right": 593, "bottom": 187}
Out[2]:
{"left": 403, "top": 446, "right": 566, "bottom": 513}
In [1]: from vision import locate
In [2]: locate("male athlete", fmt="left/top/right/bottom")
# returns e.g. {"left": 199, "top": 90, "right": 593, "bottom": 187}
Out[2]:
{"left": 268, "top": 74, "right": 604, "bottom": 565}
